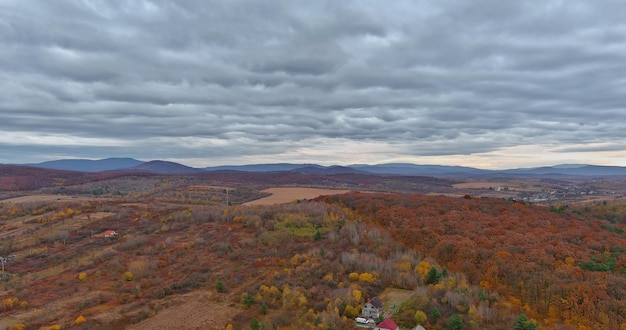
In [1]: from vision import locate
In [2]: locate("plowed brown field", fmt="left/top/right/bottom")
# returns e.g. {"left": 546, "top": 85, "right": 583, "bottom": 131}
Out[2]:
{"left": 128, "top": 292, "right": 239, "bottom": 330}
{"left": 243, "top": 187, "right": 350, "bottom": 206}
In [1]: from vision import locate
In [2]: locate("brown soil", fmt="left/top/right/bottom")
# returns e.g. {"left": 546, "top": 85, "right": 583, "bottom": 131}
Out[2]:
{"left": 243, "top": 187, "right": 350, "bottom": 206}
{"left": 452, "top": 182, "right": 507, "bottom": 189}
{"left": 127, "top": 291, "right": 239, "bottom": 330}
{"left": 0, "top": 195, "right": 106, "bottom": 204}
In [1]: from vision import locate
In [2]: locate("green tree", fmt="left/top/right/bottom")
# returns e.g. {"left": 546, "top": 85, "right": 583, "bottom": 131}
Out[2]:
{"left": 314, "top": 229, "right": 322, "bottom": 240}
{"left": 426, "top": 266, "right": 440, "bottom": 285}
{"left": 250, "top": 318, "right": 260, "bottom": 330}
{"left": 431, "top": 306, "right": 441, "bottom": 319}
{"left": 447, "top": 314, "right": 464, "bottom": 330}
{"left": 441, "top": 267, "right": 448, "bottom": 277}
{"left": 478, "top": 290, "right": 487, "bottom": 302}
{"left": 261, "top": 302, "right": 268, "bottom": 315}
{"left": 216, "top": 281, "right": 226, "bottom": 293}
{"left": 514, "top": 314, "right": 538, "bottom": 330}
{"left": 243, "top": 293, "right": 255, "bottom": 307}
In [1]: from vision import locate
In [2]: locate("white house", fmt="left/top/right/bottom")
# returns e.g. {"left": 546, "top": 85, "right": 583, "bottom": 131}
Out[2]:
{"left": 361, "top": 297, "right": 383, "bottom": 319}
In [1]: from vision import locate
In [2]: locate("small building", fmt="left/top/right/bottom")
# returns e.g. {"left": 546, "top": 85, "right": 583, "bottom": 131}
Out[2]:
{"left": 104, "top": 230, "right": 117, "bottom": 238}
{"left": 362, "top": 297, "right": 383, "bottom": 319}
{"left": 375, "top": 318, "right": 399, "bottom": 330}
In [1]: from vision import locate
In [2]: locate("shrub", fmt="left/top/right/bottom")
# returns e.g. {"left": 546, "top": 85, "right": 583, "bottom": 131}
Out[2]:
{"left": 123, "top": 271, "right": 134, "bottom": 281}
{"left": 75, "top": 315, "right": 86, "bottom": 324}
{"left": 216, "top": 281, "right": 226, "bottom": 292}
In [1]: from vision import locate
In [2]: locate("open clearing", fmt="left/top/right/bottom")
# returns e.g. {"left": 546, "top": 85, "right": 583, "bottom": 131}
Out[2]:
{"left": 452, "top": 182, "right": 508, "bottom": 189}
{"left": 243, "top": 187, "right": 350, "bottom": 206}
{"left": 0, "top": 195, "right": 104, "bottom": 204}
{"left": 128, "top": 291, "right": 240, "bottom": 330}
{"left": 378, "top": 287, "right": 415, "bottom": 310}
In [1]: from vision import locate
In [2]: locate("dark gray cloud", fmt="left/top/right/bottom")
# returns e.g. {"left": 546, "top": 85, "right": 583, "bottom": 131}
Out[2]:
{"left": 1, "top": 0, "right": 625, "bottom": 168}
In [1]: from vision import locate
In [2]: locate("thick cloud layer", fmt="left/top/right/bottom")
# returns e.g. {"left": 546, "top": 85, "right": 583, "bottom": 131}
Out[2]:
{"left": 1, "top": 0, "right": 625, "bottom": 168}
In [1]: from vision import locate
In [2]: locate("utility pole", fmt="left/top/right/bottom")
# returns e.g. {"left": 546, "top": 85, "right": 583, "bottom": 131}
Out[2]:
{"left": 0, "top": 255, "right": 16, "bottom": 272}
{"left": 226, "top": 189, "right": 230, "bottom": 210}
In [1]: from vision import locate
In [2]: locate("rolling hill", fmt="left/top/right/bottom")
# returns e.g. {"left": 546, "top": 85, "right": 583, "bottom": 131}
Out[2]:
{"left": 27, "top": 157, "right": 143, "bottom": 172}
{"left": 14, "top": 158, "right": 626, "bottom": 177}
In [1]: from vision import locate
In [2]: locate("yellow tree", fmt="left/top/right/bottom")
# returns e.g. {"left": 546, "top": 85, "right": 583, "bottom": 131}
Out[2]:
{"left": 124, "top": 271, "right": 134, "bottom": 281}
{"left": 75, "top": 315, "right": 86, "bottom": 324}
{"left": 359, "top": 272, "right": 374, "bottom": 283}
{"left": 348, "top": 272, "right": 360, "bottom": 282}
{"left": 415, "top": 260, "right": 432, "bottom": 282}
{"left": 344, "top": 305, "right": 359, "bottom": 318}
{"left": 352, "top": 289, "right": 362, "bottom": 303}
{"left": 415, "top": 310, "right": 427, "bottom": 325}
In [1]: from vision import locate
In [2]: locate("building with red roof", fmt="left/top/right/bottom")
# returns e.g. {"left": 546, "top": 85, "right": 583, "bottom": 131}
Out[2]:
{"left": 374, "top": 318, "right": 399, "bottom": 330}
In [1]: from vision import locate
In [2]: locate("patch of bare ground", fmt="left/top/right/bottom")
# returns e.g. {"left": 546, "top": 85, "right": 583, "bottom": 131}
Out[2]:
{"left": 243, "top": 187, "right": 350, "bottom": 206}
{"left": 0, "top": 195, "right": 107, "bottom": 204}
{"left": 127, "top": 291, "right": 239, "bottom": 330}
{"left": 570, "top": 194, "right": 626, "bottom": 204}
{"left": 188, "top": 185, "right": 234, "bottom": 191}
{"left": 378, "top": 287, "right": 414, "bottom": 310}
{"left": 452, "top": 182, "right": 508, "bottom": 189}
{"left": 0, "top": 316, "right": 21, "bottom": 330}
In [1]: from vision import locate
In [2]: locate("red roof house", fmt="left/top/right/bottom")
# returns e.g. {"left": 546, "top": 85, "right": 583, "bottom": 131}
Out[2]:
{"left": 375, "top": 318, "right": 399, "bottom": 330}
{"left": 104, "top": 230, "right": 117, "bottom": 238}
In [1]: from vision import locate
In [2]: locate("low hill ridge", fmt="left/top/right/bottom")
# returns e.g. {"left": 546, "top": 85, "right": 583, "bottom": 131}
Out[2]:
{"left": 15, "top": 159, "right": 626, "bottom": 177}
{"left": 27, "top": 157, "right": 143, "bottom": 172}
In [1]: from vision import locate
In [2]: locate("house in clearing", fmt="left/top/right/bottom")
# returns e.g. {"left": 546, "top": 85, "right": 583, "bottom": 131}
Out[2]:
{"left": 375, "top": 318, "right": 399, "bottom": 330}
{"left": 104, "top": 230, "right": 117, "bottom": 238}
{"left": 362, "top": 297, "right": 383, "bottom": 319}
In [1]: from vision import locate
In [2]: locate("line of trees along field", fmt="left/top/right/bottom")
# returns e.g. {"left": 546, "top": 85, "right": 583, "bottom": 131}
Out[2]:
{"left": 1, "top": 185, "right": 625, "bottom": 329}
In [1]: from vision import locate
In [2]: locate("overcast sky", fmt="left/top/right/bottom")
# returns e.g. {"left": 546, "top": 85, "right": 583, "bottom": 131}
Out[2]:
{"left": 1, "top": 0, "right": 625, "bottom": 169}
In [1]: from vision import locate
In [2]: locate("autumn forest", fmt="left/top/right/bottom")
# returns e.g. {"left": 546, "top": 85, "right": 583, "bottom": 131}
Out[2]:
{"left": 0, "top": 167, "right": 625, "bottom": 330}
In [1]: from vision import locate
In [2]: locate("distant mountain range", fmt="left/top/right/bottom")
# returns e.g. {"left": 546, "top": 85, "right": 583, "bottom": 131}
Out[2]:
{"left": 13, "top": 158, "right": 626, "bottom": 177}
{"left": 28, "top": 158, "right": 143, "bottom": 172}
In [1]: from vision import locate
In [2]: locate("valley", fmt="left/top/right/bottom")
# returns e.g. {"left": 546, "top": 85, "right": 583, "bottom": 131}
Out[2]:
{"left": 0, "top": 167, "right": 625, "bottom": 329}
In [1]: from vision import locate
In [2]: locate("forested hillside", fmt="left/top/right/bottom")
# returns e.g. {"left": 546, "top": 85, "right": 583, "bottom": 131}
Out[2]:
{"left": 1, "top": 182, "right": 625, "bottom": 329}
{"left": 320, "top": 193, "right": 626, "bottom": 329}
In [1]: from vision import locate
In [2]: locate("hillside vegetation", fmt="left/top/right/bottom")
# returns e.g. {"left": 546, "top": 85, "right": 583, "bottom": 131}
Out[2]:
{"left": 0, "top": 176, "right": 625, "bottom": 329}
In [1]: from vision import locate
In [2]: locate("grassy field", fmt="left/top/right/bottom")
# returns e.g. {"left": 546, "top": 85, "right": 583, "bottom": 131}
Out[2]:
{"left": 378, "top": 287, "right": 415, "bottom": 311}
